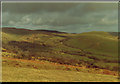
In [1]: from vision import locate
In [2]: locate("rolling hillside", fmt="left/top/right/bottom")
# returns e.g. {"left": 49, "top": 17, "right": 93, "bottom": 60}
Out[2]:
{"left": 2, "top": 27, "right": 119, "bottom": 82}
{"left": 2, "top": 27, "right": 118, "bottom": 71}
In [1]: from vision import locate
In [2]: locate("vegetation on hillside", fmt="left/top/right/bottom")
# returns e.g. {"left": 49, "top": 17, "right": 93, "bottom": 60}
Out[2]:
{"left": 2, "top": 27, "right": 119, "bottom": 71}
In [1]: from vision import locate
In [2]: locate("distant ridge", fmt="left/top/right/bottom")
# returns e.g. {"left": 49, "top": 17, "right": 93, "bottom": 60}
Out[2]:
{"left": 2, "top": 27, "right": 119, "bottom": 35}
{"left": 2, "top": 27, "right": 67, "bottom": 34}
{"left": 35, "top": 29, "right": 67, "bottom": 33}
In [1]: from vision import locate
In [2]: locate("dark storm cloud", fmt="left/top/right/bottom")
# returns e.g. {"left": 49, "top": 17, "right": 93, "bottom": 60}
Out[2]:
{"left": 2, "top": 2, "right": 118, "bottom": 33}
{"left": 2, "top": 3, "right": 80, "bottom": 13}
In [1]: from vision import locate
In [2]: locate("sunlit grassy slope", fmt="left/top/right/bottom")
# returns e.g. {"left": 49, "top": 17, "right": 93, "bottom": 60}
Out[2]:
{"left": 64, "top": 31, "right": 118, "bottom": 56}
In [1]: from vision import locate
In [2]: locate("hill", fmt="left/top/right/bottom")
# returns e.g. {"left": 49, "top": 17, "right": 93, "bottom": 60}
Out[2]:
{"left": 2, "top": 27, "right": 119, "bottom": 82}
{"left": 2, "top": 27, "right": 118, "bottom": 71}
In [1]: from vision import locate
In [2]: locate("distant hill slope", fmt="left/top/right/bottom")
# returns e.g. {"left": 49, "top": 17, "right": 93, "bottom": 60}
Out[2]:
{"left": 64, "top": 31, "right": 118, "bottom": 56}
{"left": 2, "top": 27, "right": 118, "bottom": 71}
{"left": 2, "top": 27, "right": 66, "bottom": 35}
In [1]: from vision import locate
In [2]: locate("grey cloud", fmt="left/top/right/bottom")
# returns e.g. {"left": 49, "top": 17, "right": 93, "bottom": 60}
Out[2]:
{"left": 2, "top": 2, "right": 118, "bottom": 33}
{"left": 66, "top": 3, "right": 118, "bottom": 16}
{"left": 2, "top": 3, "right": 80, "bottom": 13}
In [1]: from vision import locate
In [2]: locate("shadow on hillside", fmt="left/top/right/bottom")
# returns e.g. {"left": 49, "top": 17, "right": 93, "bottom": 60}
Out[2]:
{"left": 8, "top": 41, "right": 51, "bottom": 52}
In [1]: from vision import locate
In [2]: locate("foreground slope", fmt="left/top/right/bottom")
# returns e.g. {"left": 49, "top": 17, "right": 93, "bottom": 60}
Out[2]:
{"left": 2, "top": 58, "right": 118, "bottom": 82}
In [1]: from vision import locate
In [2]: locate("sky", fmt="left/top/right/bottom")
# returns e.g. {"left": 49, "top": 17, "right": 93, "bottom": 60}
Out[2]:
{"left": 2, "top": 2, "right": 118, "bottom": 33}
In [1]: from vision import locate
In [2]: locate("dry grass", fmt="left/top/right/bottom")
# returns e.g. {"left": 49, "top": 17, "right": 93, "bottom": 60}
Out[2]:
{"left": 2, "top": 58, "right": 119, "bottom": 82}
